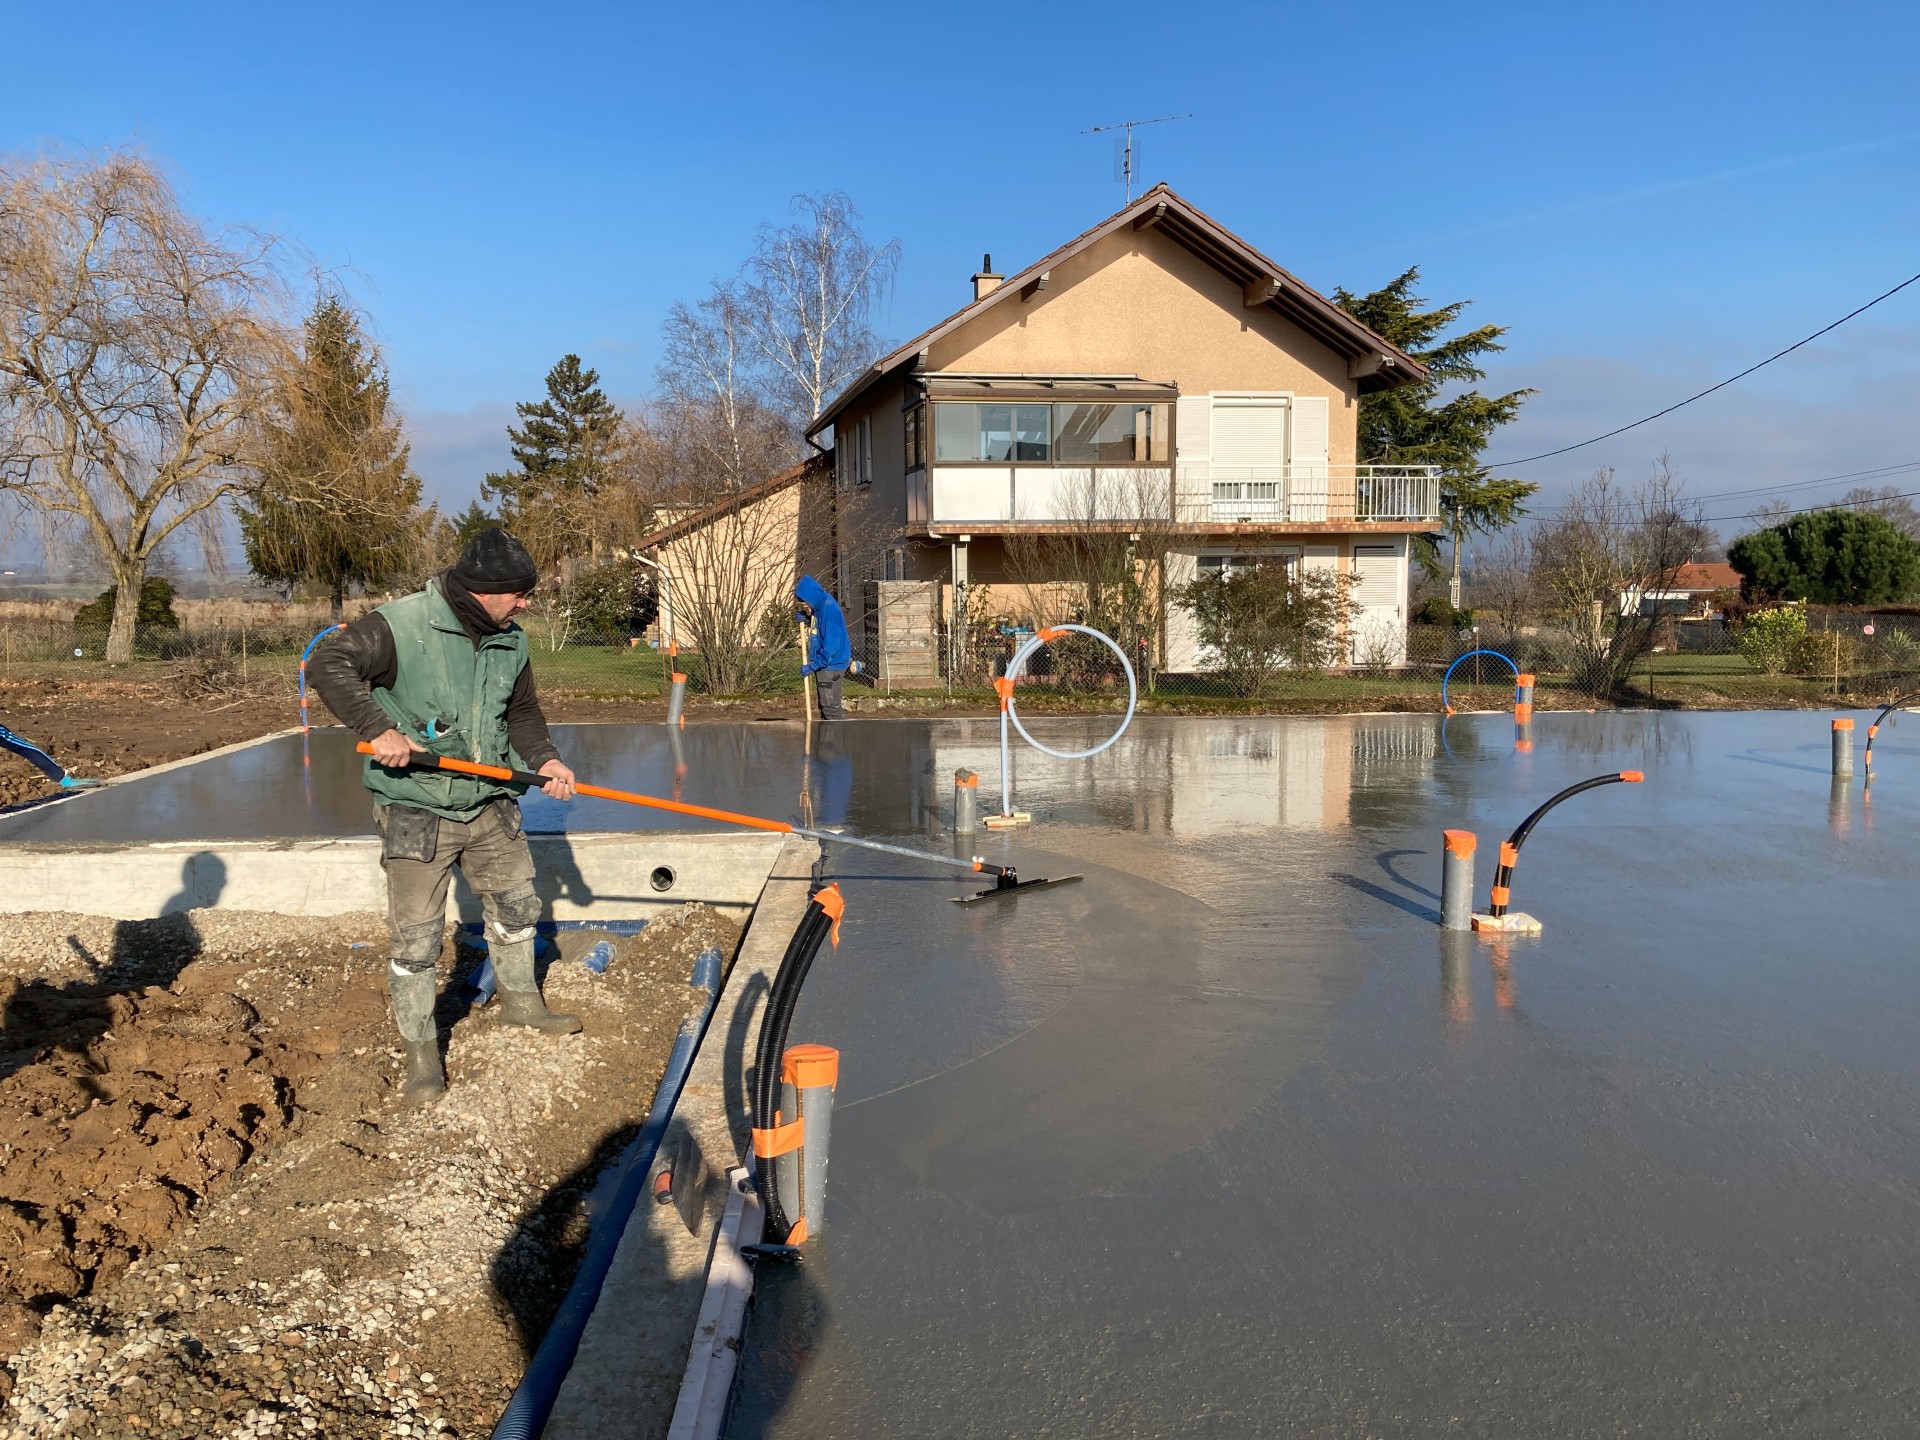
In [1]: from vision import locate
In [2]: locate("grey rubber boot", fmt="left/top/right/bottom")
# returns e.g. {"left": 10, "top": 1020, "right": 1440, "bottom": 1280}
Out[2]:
{"left": 401, "top": 1040, "right": 445, "bottom": 1106}
{"left": 388, "top": 966, "right": 445, "bottom": 1104}
{"left": 492, "top": 934, "right": 582, "bottom": 1035}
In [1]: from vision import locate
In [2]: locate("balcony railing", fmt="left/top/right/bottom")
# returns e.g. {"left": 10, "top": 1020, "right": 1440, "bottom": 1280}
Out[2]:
{"left": 910, "top": 464, "right": 1441, "bottom": 528}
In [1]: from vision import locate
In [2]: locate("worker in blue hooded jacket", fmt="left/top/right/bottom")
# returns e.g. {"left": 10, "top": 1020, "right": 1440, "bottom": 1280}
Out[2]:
{"left": 794, "top": 575, "right": 850, "bottom": 720}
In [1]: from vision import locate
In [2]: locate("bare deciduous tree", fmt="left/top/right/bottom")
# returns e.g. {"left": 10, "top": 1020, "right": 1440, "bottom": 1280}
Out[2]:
{"left": 655, "top": 284, "right": 799, "bottom": 491}
{"left": 0, "top": 149, "right": 295, "bottom": 661}
{"left": 1467, "top": 530, "right": 1537, "bottom": 643}
{"left": 1841, "top": 484, "right": 1920, "bottom": 540}
{"left": 740, "top": 192, "right": 900, "bottom": 430}
{"left": 1001, "top": 469, "right": 1180, "bottom": 685}
{"left": 646, "top": 459, "right": 836, "bottom": 694}
{"left": 1529, "top": 456, "right": 1707, "bottom": 699}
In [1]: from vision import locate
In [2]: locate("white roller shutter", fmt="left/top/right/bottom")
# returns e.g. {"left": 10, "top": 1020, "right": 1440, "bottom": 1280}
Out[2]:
{"left": 1211, "top": 399, "right": 1288, "bottom": 523}
{"left": 1212, "top": 401, "right": 1288, "bottom": 467}
{"left": 1351, "top": 542, "right": 1407, "bottom": 667}
{"left": 1174, "top": 395, "right": 1212, "bottom": 520}
{"left": 1174, "top": 395, "right": 1211, "bottom": 463}
{"left": 1288, "top": 395, "right": 1330, "bottom": 522}
{"left": 1289, "top": 396, "right": 1329, "bottom": 465}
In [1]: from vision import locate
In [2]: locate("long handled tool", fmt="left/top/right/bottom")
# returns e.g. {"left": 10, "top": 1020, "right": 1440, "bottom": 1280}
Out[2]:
{"left": 354, "top": 742, "right": 1079, "bottom": 903}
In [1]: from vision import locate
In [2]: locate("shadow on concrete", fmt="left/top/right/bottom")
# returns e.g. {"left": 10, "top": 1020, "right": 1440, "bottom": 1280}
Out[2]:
{"left": 1330, "top": 871, "right": 1442, "bottom": 925}
{"left": 1730, "top": 749, "right": 1831, "bottom": 776}
{"left": 1, "top": 853, "right": 225, "bottom": 1084}
{"left": 1376, "top": 848, "right": 1441, "bottom": 901}
{"left": 726, "top": 1260, "right": 830, "bottom": 1437}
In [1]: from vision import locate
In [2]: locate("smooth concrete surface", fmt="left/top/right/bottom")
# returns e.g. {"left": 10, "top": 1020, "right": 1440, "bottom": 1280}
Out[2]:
{"left": 18, "top": 712, "right": 1920, "bottom": 1435}
{"left": 0, "top": 832, "right": 786, "bottom": 921}
{"left": 546, "top": 836, "right": 820, "bottom": 1440}
{"left": 673, "top": 709, "right": 1920, "bottom": 1439}
{"left": 0, "top": 724, "right": 839, "bottom": 843}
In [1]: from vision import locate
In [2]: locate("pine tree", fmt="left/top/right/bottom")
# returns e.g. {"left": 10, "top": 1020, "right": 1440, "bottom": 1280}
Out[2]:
{"left": 1334, "top": 269, "right": 1537, "bottom": 589}
{"left": 237, "top": 296, "right": 423, "bottom": 615}
{"left": 481, "top": 355, "right": 624, "bottom": 569}
{"left": 450, "top": 500, "right": 496, "bottom": 547}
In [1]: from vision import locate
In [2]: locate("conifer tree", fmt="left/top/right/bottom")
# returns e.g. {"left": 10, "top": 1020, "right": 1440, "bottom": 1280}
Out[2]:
{"left": 482, "top": 355, "right": 624, "bottom": 569}
{"left": 1335, "top": 269, "right": 1537, "bottom": 590}
{"left": 237, "top": 296, "right": 422, "bottom": 614}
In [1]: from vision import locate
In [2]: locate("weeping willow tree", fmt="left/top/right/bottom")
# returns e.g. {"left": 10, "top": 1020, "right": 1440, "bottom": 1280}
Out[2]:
{"left": 237, "top": 295, "right": 426, "bottom": 613}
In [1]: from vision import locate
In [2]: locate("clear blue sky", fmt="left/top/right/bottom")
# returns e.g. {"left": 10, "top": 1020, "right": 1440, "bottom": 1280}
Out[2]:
{"left": 6, "top": 0, "right": 1919, "bottom": 546}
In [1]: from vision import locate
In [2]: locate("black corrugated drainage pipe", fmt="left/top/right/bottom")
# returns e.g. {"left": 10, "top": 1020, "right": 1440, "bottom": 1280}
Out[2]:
{"left": 490, "top": 944, "right": 726, "bottom": 1440}
{"left": 1484, "top": 770, "right": 1644, "bottom": 921}
{"left": 750, "top": 888, "right": 843, "bottom": 1243}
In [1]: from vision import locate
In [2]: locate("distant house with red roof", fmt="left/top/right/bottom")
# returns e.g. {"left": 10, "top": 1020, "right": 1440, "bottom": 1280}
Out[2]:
{"left": 1620, "top": 561, "right": 1742, "bottom": 618}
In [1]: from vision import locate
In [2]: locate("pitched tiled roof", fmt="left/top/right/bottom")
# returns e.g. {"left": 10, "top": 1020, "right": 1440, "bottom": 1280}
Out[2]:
{"left": 634, "top": 458, "right": 821, "bottom": 551}
{"left": 806, "top": 184, "right": 1427, "bottom": 440}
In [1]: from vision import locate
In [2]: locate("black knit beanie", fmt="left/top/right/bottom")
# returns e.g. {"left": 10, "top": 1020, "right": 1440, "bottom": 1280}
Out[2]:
{"left": 452, "top": 528, "right": 539, "bottom": 594}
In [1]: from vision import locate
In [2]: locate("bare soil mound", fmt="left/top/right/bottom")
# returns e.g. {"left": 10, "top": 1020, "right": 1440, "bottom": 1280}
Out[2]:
{"left": 0, "top": 903, "right": 739, "bottom": 1438}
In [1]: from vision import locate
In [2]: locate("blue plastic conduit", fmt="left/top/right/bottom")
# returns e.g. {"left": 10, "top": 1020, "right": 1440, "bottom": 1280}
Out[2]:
{"left": 491, "top": 944, "right": 727, "bottom": 1440}
{"left": 1440, "top": 647, "right": 1520, "bottom": 714}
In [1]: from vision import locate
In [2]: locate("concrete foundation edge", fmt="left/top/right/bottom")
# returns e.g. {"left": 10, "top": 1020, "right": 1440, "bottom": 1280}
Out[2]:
{"left": 0, "top": 831, "right": 788, "bottom": 923}
{"left": 544, "top": 834, "right": 820, "bottom": 1440}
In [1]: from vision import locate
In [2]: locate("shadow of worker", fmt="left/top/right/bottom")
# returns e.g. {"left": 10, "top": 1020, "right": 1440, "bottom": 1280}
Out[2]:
{"left": 1, "top": 851, "right": 227, "bottom": 1086}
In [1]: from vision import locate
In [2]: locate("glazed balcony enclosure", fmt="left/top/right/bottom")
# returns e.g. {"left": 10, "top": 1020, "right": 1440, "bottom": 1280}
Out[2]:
{"left": 902, "top": 398, "right": 1439, "bottom": 531}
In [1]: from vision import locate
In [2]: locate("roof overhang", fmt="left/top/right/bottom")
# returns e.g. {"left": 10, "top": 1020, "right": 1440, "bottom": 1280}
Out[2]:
{"left": 918, "top": 373, "right": 1181, "bottom": 404}
{"left": 808, "top": 186, "right": 1427, "bottom": 442}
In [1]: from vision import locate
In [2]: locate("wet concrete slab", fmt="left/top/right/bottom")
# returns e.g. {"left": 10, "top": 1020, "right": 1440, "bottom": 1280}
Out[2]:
{"left": 711, "top": 709, "right": 1920, "bottom": 1439}
{"left": 11, "top": 711, "right": 1920, "bottom": 1435}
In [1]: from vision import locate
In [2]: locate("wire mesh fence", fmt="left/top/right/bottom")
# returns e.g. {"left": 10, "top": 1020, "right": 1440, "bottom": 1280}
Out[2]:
{"left": 6, "top": 603, "right": 1919, "bottom": 713}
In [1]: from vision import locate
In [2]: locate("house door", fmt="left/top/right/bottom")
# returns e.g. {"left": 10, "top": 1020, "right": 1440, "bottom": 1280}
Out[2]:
{"left": 1350, "top": 543, "right": 1406, "bottom": 667}
{"left": 1210, "top": 400, "right": 1287, "bottom": 522}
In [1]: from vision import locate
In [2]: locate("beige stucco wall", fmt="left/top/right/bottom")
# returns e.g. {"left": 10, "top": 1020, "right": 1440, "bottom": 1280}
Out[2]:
{"left": 653, "top": 483, "right": 803, "bottom": 651}
{"left": 927, "top": 226, "right": 1359, "bottom": 468}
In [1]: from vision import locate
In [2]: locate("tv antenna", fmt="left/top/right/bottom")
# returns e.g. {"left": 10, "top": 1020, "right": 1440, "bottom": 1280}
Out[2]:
{"left": 1082, "top": 113, "right": 1192, "bottom": 201}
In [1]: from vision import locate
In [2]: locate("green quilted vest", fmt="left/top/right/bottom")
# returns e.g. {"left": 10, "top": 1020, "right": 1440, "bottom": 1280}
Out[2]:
{"left": 362, "top": 580, "right": 532, "bottom": 820}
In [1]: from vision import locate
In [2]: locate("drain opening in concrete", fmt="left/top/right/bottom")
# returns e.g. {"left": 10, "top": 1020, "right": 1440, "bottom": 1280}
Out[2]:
{"left": 650, "top": 865, "right": 677, "bottom": 892}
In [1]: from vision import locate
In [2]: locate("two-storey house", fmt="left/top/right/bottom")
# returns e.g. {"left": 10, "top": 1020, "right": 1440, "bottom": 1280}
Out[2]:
{"left": 809, "top": 185, "right": 1441, "bottom": 677}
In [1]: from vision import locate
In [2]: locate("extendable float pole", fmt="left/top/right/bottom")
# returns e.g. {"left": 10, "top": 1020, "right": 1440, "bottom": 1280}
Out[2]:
{"left": 1440, "top": 830, "right": 1476, "bottom": 931}
{"left": 1474, "top": 770, "right": 1645, "bottom": 934}
{"left": 1832, "top": 717, "right": 1854, "bottom": 778}
{"left": 354, "top": 744, "right": 1079, "bottom": 902}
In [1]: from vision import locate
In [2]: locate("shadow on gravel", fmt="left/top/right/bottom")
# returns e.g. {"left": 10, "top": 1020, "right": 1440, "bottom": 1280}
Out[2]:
{"left": 0, "top": 853, "right": 223, "bottom": 1085}
{"left": 489, "top": 1119, "right": 647, "bottom": 1359}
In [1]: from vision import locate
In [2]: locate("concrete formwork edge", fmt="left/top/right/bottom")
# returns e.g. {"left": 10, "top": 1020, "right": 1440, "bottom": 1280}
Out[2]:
{"left": 0, "top": 831, "right": 788, "bottom": 923}
{"left": 544, "top": 834, "right": 821, "bottom": 1440}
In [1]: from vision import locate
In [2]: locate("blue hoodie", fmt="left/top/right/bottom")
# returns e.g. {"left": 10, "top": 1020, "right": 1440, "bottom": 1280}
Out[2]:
{"left": 795, "top": 575, "right": 851, "bottom": 674}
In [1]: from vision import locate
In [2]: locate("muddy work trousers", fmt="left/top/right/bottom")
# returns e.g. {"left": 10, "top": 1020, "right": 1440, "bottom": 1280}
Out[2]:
{"left": 377, "top": 799, "right": 541, "bottom": 1043}
{"left": 811, "top": 668, "right": 846, "bottom": 720}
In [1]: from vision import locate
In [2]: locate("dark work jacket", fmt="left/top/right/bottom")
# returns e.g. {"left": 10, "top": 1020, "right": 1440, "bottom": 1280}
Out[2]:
{"left": 308, "top": 573, "right": 561, "bottom": 773}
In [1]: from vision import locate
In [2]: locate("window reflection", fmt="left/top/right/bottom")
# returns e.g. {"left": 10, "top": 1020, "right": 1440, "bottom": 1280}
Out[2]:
{"left": 933, "top": 401, "right": 1169, "bottom": 464}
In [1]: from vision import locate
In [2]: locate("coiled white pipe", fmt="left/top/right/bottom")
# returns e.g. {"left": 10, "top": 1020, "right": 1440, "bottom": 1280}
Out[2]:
{"left": 997, "top": 624, "right": 1138, "bottom": 817}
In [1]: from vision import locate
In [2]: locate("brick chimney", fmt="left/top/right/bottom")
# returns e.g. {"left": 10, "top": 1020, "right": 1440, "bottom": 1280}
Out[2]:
{"left": 971, "top": 253, "right": 1003, "bottom": 301}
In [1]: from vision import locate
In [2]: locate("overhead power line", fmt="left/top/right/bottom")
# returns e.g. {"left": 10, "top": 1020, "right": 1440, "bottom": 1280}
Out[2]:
{"left": 1489, "top": 269, "right": 1920, "bottom": 468}
{"left": 1505, "top": 456, "right": 1920, "bottom": 526}
{"left": 1697, "top": 485, "right": 1920, "bottom": 526}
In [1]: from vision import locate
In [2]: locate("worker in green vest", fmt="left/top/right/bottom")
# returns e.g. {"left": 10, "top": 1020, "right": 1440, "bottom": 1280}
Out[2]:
{"left": 311, "top": 528, "right": 581, "bottom": 1106}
